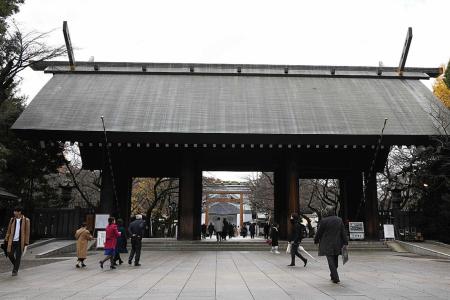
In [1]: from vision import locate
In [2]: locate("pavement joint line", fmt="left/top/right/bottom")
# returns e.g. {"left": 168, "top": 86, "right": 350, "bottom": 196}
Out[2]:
{"left": 230, "top": 251, "right": 256, "bottom": 300}
{"left": 175, "top": 255, "right": 202, "bottom": 299}
{"left": 98, "top": 252, "right": 175, "bottom": 300}
{"left": 138, "top": 252, "right": 189, "bottom": 299}
{"left": 255, "top": 251, "right": 340, "bottom": 299}
{"left": 237, "top": 251, "right": 292, "bottom": 298}
{"left": 60, "top": 252, "right": 168, "bottom": 299}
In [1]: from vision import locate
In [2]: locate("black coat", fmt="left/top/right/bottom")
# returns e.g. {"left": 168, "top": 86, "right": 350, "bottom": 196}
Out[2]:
{"left": 314, "top": 216, "right": 348, "bottom": 256}
{"left": 270, "top": 226, "right": 279, "bottom": 246}
{"left": 289, "top": 221, "right": 305, "bottom": 244}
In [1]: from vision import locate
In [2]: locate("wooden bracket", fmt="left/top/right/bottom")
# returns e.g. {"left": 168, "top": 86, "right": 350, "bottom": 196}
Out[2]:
{"left": 63, "top": 21, "right": 76, "bottom": 71}
{"left": 398, "top": 27, "right": 412, "bottom": 76}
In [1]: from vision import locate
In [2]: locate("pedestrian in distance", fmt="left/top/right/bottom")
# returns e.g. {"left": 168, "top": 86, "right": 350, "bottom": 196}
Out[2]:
{"left": 249, "top": 222, "right": 256, "bottom": 239}
{"left": 75, "top": 222, "right": 93, "bottom": 268}
{"left": 270, "top": 223, "right": 280, "bottom": 254}
{"left": 228, "top": 224, "right": 235, "bottom": 239}
{"left": 113, "top": 219, "right": 127, "bottom": 266}
{"left": 99, "top": 217, "right": 121, "bottom": 270}
{"left": 314, "top": 205, "right": 348, "bottom": 284}
{"left": 208, "top": 222, "right": 214, "bottom": 239}
{"left": 201, "top": 223, "right": 207, "bottom": 239}
{"left": 288, "top": 213, "right": 308, "bottom": 267}
{"left": 215, "top": 217, "right": 223, "bottom": 242}
{"left": 128, "top": 214, "right": 145, "bottom": 266}
{"left": 222, "top": 218, "right": 228, "bottom": 241}
{"left": 241, "top": 225, "right": 248, "bottom": 238}
{"left": 4, "top": 207, "right": 30, "bottom": 276}
{"left": 264, "top": 223, "right": 270, "bottom": 240}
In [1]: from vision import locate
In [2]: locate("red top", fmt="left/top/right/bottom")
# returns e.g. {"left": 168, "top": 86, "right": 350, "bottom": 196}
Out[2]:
{"left": 104, "top": 223, "right": 121, "bottom": 249}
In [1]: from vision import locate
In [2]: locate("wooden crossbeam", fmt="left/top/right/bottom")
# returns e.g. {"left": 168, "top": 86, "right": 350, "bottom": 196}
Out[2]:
{"left": 398, "top": 27, "right": 413, "bottom": 76}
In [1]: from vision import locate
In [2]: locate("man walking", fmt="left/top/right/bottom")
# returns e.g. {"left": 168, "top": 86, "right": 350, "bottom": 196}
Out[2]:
{"left": 128, "top": 214, "right": 145, "bottom": 266}
{"left": 314, "top": 206, "right": 348, "bottom": 284}
{"left": 214, "top": 217, "right": 223, "bottom": 242}
{"left": 288, "top": 213, "right": 307, "bottom": 267}
{"left": 5, "top": 207, "right": 30, "bottom": 276}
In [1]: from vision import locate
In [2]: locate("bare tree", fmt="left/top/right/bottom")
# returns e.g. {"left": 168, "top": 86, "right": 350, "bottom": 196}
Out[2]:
{"left": 1, "top": 24, "right": 67, "bottom": 105}
{"left": 246, "top": 172, "right": 274, "bottom": 216}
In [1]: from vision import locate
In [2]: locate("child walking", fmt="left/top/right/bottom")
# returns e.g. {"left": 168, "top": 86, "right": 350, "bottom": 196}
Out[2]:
{"left": 270, "top": 223, "right": 280, "bottom": 254}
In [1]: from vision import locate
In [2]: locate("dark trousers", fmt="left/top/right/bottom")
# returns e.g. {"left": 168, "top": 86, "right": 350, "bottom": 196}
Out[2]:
{"left": 250, "top": 232, "right": 255, "bottom": 239}
{"left": 291, "top": 243, "right": 307, "bottom": 265}
{"left": 326, "top": 255, "right": 339, "bottom": 281}
{"left": 114, "top": 251, "right": 122, "bottom": 264}
{"left": 8, "top": 241, "right": 22, "bottom": 272}
{"left": 129, "top": 237, "right": 142, "bottom": 263}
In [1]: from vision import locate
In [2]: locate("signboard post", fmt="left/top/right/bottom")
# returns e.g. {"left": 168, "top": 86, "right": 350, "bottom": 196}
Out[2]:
{"left": 95, "top": 214, "right": 109, "bottom": 249}
{"left": 383, "top": 224, "right": 395, "bottom": 240}
{"left": 349, "top": 222, "right": 365, "bottom": 240}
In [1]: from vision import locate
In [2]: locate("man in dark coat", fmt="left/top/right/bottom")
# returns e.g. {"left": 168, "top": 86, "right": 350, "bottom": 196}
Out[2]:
{"left": 249, "top": 223, "right": 256, "bottom": 239}
{"left": 208, "top": 222, "right": 214, "bottom": 239}
{"left": 288, "top": 213, "right": 307, "bottom": 267}
{"left": 314, "top": 206, "right": 348, "bottom": 283}
{"left": 263, "top": 223, "right": 270, "bottom": 239}
{"left": 128, "top": 214, "right": 145, "bottom": 266}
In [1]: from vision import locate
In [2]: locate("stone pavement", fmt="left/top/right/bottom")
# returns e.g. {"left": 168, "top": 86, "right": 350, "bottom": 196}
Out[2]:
{"left": 0, "top": 250, "right": 449, "bottom": 299}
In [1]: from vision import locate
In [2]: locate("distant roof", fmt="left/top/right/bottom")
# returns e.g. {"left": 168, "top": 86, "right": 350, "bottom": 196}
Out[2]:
{"left": 12, "top": 61, "right": 448, "bottom": 145}
{"left": 208, "top": 202, "right": 240, "bottom": 215}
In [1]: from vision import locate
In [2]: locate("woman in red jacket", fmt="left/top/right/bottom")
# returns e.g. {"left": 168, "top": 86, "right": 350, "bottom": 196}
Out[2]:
{"left": 99, "top": 217, "right": 121, "bottom": 269}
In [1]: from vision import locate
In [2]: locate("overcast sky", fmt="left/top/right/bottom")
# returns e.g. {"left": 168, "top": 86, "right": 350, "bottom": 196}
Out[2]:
{"left": 12, "top": 0, "right": 450, "bottom": 181}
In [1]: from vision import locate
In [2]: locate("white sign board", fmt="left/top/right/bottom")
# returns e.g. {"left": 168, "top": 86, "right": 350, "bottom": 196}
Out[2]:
{"left": 349, "top": 222, "right": 365, "bottom": 240}
{"left": 96, "top": 231, "right": 106, "bottom": 249}
{"left": 95, "top": 214, "right": 110, "bottom": 229}
{"left": 383, "top": 224, "right": 395, "bottom": 239}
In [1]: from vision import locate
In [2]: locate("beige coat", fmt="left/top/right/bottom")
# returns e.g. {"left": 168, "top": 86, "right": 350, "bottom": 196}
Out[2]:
{"left": 5, "top": 216, "right": 30, "bottom": 254}
{"left": 75, "top": 228, "right": 93, "bottom": 259}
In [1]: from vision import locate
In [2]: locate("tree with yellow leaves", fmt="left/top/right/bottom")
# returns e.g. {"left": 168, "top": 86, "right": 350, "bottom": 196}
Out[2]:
{"left": 433, "top": 60, "right": 450, "bottom": 108}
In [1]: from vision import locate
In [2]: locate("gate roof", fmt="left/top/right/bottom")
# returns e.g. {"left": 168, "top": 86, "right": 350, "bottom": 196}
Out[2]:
{"left": 12, "top": 62, "right": 447, "bottom": 145}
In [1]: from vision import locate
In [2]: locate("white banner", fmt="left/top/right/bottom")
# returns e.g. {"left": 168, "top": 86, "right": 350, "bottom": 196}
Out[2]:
{"left": 383, "top": 224, "right": 395, "bottom": 239}
{"left": 96, "top": 231, "right": 106, "bottom": 249}
{"left": 95, "top": 214, "right": 109, "bottom": 229}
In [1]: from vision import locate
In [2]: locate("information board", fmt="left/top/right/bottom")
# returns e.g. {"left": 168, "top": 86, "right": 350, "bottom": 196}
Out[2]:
{"left": 383, "top": 224, "right": 395, "bottom": 239}
{"left": 349, "top": 222, "right": 365, "bottom": 240}
{"left": 95, "top": 214, "right": 110, "bottom": 229}
{"left": 96, "top": 230, "right": 106, "bottom": 249}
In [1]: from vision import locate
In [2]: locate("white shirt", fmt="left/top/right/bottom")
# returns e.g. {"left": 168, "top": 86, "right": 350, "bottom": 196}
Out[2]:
{"left": 13, "top": 218, "right": 21, "bottom": 242}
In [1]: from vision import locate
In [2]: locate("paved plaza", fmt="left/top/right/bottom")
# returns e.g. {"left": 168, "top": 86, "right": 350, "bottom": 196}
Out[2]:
{"left": 0, "top": 250, "right": 449, "bottom": 300}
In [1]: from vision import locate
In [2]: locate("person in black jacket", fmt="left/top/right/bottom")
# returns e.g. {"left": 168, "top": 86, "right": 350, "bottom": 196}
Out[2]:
{"left": 314, "top": 206, "right": 348, "bottom": 284}
{"left": 128, "top": 214, "right": 145, "bottom": 266}
{"left": 288, "top": 213, "right": 307, "bottom": 267}
{"left": 207, "top": 222, "right": 214, "bottom": 239}
{"left": 270, "top": 223, "right": 280, "bottom": 254}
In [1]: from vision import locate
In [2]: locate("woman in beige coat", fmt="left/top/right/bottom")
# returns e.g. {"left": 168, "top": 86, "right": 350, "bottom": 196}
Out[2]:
{"left": 75, "top": 222, "right": 93, "bottom": 268}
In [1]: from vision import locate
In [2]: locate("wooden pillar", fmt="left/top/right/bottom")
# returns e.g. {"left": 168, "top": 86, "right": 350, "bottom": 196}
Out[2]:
{"left": 239, "top": 193, "right": 244, "bottom": 229}
{"left": 274, "top": 167, "right": 287, "bottom": 240}
{"left": 364, "top": 172, "right": 379, "bottom": 239}
{"left": 286, "top": 158, "right": 300, "bottom": 240}
{"left": 346, "top": 172, "right": 364, "bottom": 222}
{"left": 338, "top": 178, "right": 348, "bottom": 222}
{"left": 178, "top": 155, "right": 202, "bottom": 240}
{"left": 205, "top": 195, "right": 209, "bottom": 226}
{"left": 117, "top": 175, "right": 132, "bottom": 226}
{"left": 99, "top": 161, "right": 115, "bottom": 215}
{"left": 274, "top": 157, "right": 299, "bottom": 240}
